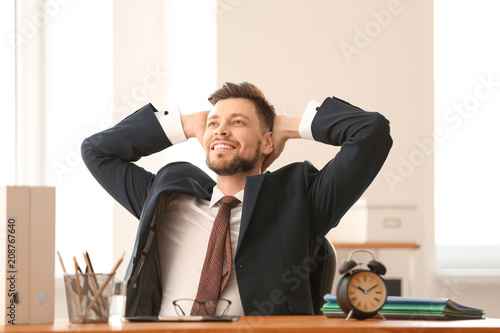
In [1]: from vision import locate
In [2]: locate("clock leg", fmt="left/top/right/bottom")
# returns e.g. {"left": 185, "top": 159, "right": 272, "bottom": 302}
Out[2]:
{"left": 376, "top": 311, "right": 386, "bottom": 320}
{"left": 345, "top": 310, "right": 354, "bottom": 321}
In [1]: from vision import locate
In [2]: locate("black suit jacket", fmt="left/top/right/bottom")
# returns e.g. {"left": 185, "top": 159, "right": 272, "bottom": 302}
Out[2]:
{"left": 81, "top": 96, "right": 392, "bottom": 316}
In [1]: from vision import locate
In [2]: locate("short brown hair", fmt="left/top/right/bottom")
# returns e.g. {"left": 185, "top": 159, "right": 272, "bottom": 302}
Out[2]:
{"left": 208, "top": 81, "right": 276, "bottom": 132}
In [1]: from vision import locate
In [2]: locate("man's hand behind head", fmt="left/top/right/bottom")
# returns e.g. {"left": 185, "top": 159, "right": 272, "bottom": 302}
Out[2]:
{"left": 181, "top": 110, "right": 210, "bottom": 146}
{"left": 262, "top": 115, "right": 302, "bottom": 172}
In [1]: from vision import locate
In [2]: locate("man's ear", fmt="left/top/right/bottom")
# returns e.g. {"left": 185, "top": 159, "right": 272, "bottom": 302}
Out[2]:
{"left": 262, "top": 131, "right": 273, "bottom": 155}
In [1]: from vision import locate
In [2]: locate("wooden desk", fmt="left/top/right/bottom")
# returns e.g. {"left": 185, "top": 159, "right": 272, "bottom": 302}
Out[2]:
{"left": 2, "top": 316, "right": 500, "bottom": 333}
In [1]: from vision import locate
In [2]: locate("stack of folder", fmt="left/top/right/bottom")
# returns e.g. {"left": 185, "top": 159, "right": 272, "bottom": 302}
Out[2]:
{"left": 321, "top": 294, "right": 485, "bottom": 320}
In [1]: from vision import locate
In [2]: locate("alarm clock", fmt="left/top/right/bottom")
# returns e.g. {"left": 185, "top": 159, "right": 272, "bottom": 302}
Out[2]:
{"left": 336, "top": 249, "right": 387, "bottom": 320}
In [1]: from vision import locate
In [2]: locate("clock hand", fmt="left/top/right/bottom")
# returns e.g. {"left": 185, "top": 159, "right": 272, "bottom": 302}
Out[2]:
{"left": 366, "top": 284, "right": 379, "bottom": 293}
{"left": 357, "top": 286, "right": 367, "bottom": 293}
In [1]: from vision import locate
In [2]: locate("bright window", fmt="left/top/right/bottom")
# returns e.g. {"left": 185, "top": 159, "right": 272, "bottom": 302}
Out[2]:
{"left": 43, "top": 0, "right": 113, "bottom": 272}
{"left": 434, "top": 0, "right": 500, "bottom": 272}
{"left": 0, "top": 0, "right": 16, "bottom": 185}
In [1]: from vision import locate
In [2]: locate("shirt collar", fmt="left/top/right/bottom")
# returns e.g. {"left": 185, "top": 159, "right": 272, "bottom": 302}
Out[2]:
{"left": 209, "top": 186, "right": 244, "bottom": 208}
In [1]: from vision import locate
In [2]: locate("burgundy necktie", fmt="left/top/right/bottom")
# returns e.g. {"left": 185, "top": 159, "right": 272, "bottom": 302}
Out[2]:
{"left": 191, "top": 195, "right": 240, "bottom": 316}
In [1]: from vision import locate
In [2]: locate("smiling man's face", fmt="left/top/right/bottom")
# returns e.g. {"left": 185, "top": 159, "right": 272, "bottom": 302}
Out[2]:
{"left": 203, "top": 98, "right": 272, "bottom": 176}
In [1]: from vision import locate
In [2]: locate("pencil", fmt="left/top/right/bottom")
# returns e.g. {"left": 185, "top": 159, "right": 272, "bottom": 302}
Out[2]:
{"left": 57, "top": 251, "right": 83, "bottom": 321}
{"left": 73, "top": 256, "right": 83, "bottom": 302}
{"left": 83, "top": 251, "right": 105, "bottom": 314}
{"left": 82, "top": 252, "right": 126, "bottom": 319}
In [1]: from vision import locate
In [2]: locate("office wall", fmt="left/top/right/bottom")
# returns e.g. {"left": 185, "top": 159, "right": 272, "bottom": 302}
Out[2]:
{"left": 217, "top": 0, "right": 434, "bottom": 203}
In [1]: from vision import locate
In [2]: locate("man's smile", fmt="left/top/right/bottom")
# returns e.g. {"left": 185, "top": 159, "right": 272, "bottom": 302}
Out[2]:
{"left": 213, "top": 144, "right": 235, "bottom": 150}
{"left": 210, "top": 141, "right": 237, "bottom": 151}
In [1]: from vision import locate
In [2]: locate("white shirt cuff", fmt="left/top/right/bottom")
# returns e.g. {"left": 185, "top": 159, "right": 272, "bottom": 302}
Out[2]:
{"left": 298, "top": 99, "right": 320, "bottom": 140}
{"left": 155, "top": 105, "right": 188, "bottom": 144}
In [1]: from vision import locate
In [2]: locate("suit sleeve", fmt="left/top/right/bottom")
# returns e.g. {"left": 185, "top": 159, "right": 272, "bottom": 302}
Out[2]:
{"left": 81, "top": 104, "right": 172, "bottom": 219}
{"left": 306, "top": 97, "right": 393, "bottom": 235}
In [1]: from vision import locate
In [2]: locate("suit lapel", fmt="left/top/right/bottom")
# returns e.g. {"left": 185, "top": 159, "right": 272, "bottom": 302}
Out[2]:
{"left": 153, "top": 163, "right": 214, "bottom": 201}
{"left": 237, "top": 173, "right": 266, "bottom": 252}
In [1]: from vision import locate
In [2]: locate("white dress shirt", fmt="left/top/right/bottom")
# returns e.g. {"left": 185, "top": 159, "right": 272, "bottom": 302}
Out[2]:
{"left": 156, "top": 187, "right": 245, "bottom": 316}
{"left": 154, "top": 100, "right": 320, "bottom": 316}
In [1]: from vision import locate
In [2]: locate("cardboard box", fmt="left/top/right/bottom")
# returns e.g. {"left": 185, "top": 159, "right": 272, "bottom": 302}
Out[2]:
{"left": 328, "top": 198, "right": 419, "bottom": 243}
{"left": 0, "top": 186, "right": 55, "bottom": 325}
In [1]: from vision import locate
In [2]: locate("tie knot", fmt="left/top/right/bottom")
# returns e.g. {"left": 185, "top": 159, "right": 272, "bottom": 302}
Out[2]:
{"left": 220, "top": 195, "right": 240, "bottom": 208}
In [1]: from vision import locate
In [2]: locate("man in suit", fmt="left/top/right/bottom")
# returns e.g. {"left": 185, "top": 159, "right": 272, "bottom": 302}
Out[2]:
{"left": 81, "top": 81, "right": 392, "bottom": 317}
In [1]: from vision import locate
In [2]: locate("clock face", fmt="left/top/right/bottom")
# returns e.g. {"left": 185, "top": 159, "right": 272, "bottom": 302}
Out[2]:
{"left": 346, "top": 270, "right": 387, "bottom": 314}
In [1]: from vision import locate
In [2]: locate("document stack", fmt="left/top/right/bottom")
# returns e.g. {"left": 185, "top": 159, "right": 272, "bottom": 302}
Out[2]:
{"left": 322, "top": 294, "right": 485, "bottom": 320}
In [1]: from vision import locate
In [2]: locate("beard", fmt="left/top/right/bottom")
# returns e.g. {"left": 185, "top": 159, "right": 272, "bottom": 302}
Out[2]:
{"left": 206, "top": 143, "right": 261, "bottom": 176}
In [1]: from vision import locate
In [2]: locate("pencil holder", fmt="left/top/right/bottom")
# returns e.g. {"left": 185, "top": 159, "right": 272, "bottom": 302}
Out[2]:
{"left": 63, "top": 273, "right": 115, "bottom": 323}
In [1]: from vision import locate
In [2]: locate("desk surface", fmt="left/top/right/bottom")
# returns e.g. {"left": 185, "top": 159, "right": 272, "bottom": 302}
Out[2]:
{"left": 2, "top": 316, "right": 500, "bottom": 333}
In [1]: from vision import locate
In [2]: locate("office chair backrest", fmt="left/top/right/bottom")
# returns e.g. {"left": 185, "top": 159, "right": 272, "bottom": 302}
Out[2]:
{"left": 309, "top": 237, "right": 337, "bottom": 314}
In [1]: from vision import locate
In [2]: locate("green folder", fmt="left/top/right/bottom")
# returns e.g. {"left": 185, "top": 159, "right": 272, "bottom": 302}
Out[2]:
{"left": 321, "top": 294, "right": 484, "bottom": 320}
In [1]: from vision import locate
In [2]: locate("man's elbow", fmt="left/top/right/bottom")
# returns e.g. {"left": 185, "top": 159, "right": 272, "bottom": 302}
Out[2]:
{"left": 80, "top": 134, "right": 101, "bottom": 165}
{"left": 371, "top": 112, "right": 393, "bottom": 152}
